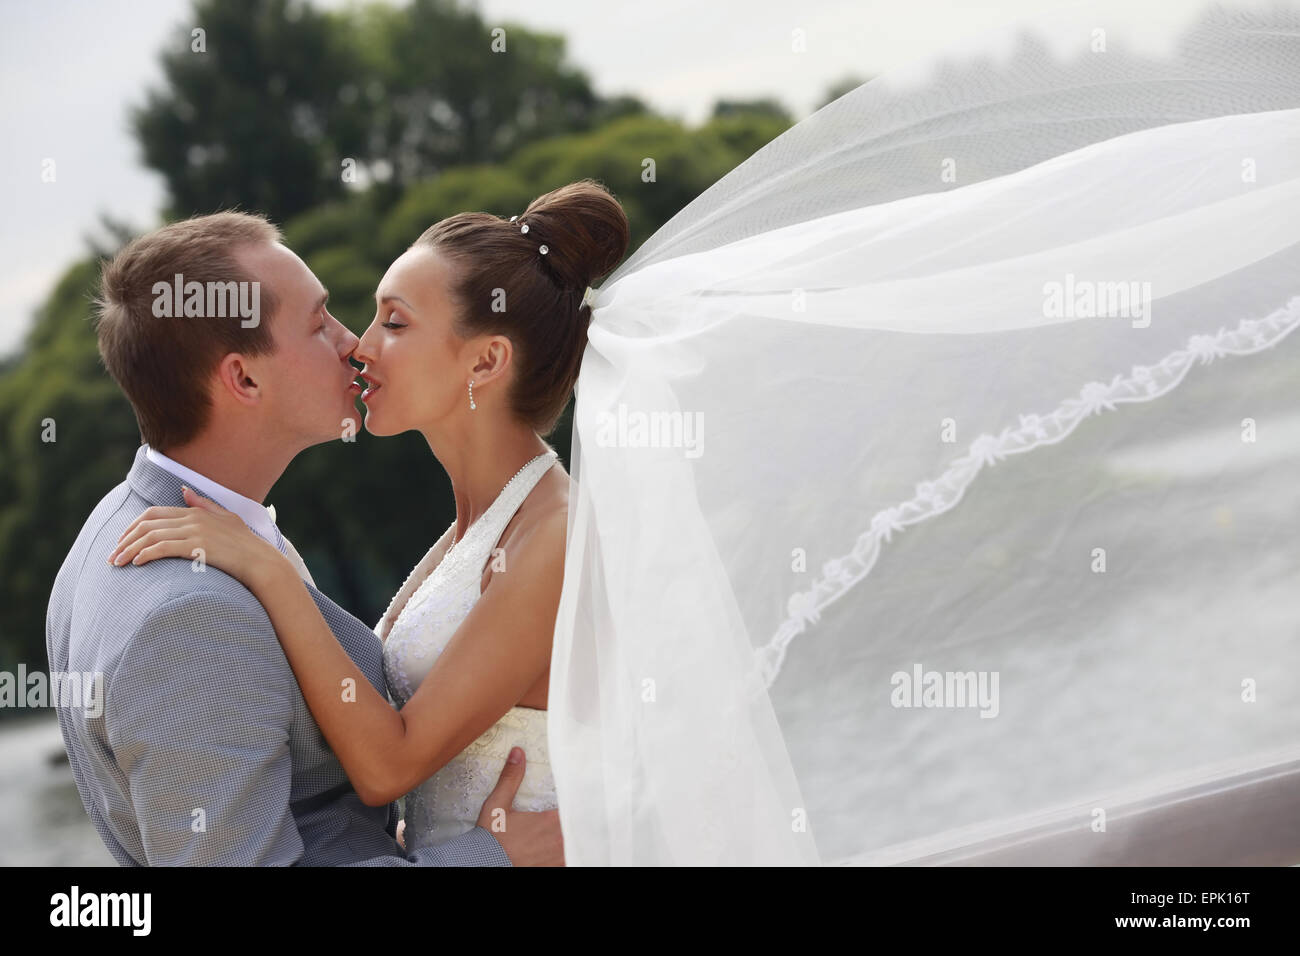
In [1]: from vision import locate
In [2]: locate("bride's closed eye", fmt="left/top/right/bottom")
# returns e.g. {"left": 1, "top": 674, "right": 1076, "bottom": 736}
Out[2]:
{"left": 382, "top": 311, "right": 405, "bottom": 330}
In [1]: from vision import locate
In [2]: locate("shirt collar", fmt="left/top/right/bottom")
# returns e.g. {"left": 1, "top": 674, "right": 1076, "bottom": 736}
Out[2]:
{"left": 144, "top": 444, "right": 282, "bottom": 549}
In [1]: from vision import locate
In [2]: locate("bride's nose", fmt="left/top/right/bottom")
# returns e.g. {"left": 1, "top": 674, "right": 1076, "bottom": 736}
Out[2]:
{"left": 353, "top": 326, "right": 378, "bottom": 365}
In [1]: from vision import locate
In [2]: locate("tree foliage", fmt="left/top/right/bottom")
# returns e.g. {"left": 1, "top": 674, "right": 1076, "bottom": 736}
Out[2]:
{"left": 132, "top": 0, "right": 643, "bottom": 222}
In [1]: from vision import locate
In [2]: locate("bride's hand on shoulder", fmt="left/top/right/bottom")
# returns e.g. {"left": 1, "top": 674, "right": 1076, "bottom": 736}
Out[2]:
{"left": 106, "top": 486, "right": 290, "bottom": 590}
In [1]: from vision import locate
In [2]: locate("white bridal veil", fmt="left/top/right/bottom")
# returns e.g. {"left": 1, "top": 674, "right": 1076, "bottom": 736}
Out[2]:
{"left": 549, "top": 0, "right": 1300, "bottom": 865}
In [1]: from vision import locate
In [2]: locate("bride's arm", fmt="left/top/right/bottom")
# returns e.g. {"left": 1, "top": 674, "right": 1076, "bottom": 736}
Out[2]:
{"left": 256, "top": 510, "right": 564, "bottom": 806}
{"left": 108, "top": 488, "right": 564, "bottom": 808}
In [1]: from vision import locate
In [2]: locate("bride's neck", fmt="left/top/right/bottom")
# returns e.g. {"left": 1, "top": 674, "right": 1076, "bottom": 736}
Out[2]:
{"left": 422, "top": 420, "right": 550, "bottom": 542}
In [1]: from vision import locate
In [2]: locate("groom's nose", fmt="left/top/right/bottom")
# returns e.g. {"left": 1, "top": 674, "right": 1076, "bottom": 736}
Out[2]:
{"left": 337, "top": 323, "right": 360, "bottom": 357}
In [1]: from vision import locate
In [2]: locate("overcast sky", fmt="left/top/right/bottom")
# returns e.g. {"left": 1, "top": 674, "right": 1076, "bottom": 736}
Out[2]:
{"left": 1, "top": 0, "right": 1187, "bottom": 357}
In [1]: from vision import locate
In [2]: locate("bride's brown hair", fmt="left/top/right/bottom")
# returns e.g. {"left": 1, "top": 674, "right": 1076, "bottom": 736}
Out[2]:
{"left": 414, "top": 178, "right": 630, "bottom": 436}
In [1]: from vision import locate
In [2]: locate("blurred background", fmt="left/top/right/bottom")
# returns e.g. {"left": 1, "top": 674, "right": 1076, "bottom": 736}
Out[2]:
{"left": 0, "top": 0, "right": 1184, "bottom": 865}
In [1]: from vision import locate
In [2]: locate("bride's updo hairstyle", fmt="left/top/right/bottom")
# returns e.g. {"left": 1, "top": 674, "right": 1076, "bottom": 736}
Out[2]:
{"left": 414, "top": 178, "right": 630, "bottom": 436}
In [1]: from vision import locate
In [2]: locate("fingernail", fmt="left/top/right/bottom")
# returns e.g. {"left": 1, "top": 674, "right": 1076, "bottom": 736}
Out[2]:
{"left": 508, "top": 747, "right": 522, "bottom": 764}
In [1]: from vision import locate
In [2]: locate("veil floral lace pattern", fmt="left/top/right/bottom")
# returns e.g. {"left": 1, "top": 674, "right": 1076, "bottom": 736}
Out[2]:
{"left": 760, "top": 295, "right": 1300, "bottom": 687}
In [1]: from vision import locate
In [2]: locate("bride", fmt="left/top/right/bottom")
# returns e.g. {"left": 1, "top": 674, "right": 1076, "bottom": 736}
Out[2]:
{"left": 110, "top": 0, "right": 1300, "bottom": 865}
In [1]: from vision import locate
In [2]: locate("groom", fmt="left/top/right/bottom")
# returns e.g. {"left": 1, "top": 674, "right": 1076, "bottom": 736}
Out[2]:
{"left": 45, "top": 211, "right": 563, "bottom": 866}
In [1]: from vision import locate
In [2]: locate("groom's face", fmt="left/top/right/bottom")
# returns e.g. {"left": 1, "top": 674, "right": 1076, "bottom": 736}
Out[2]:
{"left": 232, "top": 241, "right": 363, "bottom": 448}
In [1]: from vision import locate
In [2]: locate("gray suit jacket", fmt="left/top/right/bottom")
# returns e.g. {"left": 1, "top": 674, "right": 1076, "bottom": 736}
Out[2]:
{"left": 45, "top": 444, "right": 511, "bottom": 866}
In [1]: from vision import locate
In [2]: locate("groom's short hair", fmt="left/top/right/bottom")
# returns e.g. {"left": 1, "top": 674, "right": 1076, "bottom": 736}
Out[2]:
{"left": 94, "top": 211, "right": 283, "bottom": 451}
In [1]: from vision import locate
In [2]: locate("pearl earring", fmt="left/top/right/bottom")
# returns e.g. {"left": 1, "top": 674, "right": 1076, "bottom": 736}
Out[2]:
{"left": 468, "top": 379, "right": 476, "bottom": 410}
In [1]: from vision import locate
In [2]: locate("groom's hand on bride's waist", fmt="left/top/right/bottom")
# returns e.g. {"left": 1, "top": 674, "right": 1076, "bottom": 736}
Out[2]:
{"left": 476, "top": 746, "right": 564, "bottom": 867}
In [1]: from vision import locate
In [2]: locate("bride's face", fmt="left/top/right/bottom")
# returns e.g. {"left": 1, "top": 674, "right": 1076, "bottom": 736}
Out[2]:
{"left": 354, "top": 245, "right": 484, "bottom": 437}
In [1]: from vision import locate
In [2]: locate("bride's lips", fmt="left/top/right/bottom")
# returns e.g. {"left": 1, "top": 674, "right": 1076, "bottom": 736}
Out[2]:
{"left": 357, "top": 372, "right": 382, "bottom": 402}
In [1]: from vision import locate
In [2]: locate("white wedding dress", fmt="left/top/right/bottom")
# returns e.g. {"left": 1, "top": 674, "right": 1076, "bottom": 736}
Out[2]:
{"left": 377, "top": 449, "right": 560, "bottom": 851}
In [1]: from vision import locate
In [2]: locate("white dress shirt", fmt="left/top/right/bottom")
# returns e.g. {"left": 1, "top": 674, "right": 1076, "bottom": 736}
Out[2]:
{"left": 144, "top": 444, "right": 315, "bottom": 586}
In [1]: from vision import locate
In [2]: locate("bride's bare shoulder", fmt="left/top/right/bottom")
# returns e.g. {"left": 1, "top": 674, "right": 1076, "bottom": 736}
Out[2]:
{"left": 515, "top": 461, "right": 570, "bottom": 534}
{"left": 482, "top": 466, "right": 569, "bottom": 590}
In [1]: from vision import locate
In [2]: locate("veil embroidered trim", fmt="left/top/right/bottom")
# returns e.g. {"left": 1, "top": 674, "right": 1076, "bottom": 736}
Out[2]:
{"left": 760, "top": 294, "right": 1300, "bottom": 686}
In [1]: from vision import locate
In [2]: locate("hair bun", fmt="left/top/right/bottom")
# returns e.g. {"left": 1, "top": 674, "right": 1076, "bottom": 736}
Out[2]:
{"left": 519, "top": 179, "right": 630, "bottom": 291}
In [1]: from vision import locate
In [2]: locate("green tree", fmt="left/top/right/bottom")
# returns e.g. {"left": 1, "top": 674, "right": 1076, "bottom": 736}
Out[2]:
{"left": 132, "top": 0, "right": 630, "bottom": 223}
{"left": 133, "top": 0, "right": 368, "bottom": 223}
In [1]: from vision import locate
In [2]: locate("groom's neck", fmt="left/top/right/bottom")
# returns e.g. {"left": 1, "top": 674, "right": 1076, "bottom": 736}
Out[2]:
{"left": 155, "top": 428, "right": 297, "bottom": 504}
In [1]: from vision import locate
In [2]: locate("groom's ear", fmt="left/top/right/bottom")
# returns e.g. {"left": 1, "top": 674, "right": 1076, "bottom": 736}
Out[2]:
{"left": 214, "top": 352, "right": 264, "bottom": 405}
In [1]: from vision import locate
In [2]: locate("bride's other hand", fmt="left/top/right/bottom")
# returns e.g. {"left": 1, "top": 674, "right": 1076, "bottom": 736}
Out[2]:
{"left": 106, "top": 485, "right": 289, "bottom": 589}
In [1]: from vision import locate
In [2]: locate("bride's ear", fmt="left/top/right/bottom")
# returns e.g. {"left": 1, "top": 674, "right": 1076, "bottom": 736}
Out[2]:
{"left": 469, "top": 335, "right": 513, "bottom": 385}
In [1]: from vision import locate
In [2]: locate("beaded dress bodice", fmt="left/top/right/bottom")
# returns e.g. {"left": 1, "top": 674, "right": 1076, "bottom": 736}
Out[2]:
{"left": 377, "top": 450, "right": 559, "bottom": 850}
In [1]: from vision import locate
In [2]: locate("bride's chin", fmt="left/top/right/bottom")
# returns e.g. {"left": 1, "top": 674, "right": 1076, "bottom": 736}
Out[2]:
{"left": 362, "top": 414, "right": 392, "bottom": 437}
